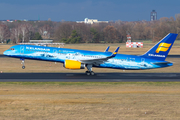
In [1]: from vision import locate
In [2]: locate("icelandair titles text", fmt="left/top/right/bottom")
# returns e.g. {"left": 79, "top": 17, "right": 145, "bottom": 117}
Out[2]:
{"left": 26, "top": 47, "right": 50, "bottom": 51}
{"left": 148, "top": 54, "right": 165, "bottom": 58}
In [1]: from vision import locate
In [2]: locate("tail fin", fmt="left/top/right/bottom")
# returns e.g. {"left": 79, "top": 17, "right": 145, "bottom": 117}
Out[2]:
{"left": 140, "top": 33, "right": 178, "bottom": 61}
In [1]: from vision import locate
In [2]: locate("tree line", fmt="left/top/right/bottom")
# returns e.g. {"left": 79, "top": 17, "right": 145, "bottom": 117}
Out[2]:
{"left": 1, "top": 14, "right": 180, "bottom": 44}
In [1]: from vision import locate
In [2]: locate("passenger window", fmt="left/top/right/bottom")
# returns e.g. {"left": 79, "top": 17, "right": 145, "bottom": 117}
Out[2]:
{"left": 9, "top": 48, "right": 15, "bottom": 50}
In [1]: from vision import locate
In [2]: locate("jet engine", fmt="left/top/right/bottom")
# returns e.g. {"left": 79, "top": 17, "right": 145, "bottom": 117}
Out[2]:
{"left": 63, "top": 60, "right": 85, "bottom": 69}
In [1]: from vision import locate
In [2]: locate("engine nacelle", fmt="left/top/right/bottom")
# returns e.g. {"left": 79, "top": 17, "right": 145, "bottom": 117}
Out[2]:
{"left": 63, "top": 60, "right": 85, "bottom": 69}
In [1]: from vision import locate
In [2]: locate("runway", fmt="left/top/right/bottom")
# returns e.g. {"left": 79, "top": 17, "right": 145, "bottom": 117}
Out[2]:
{"left": 0, "top": 73, "right": 180, "bottom": 82}
{"left": 1, "top": 54, "right": 180, "bottom": 58}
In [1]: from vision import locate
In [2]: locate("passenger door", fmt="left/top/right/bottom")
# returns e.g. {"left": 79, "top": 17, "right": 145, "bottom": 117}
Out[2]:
{"left": 20, "top": 46, "right": 24, "bottom": 54}
{"left": 53, "top": 49, "right": 57, "bottom": 57}
{"left": 141, "top": 58, "right": 146, "bottom": 66}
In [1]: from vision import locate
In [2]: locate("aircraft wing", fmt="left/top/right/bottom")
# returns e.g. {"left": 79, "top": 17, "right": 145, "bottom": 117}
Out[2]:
{"left": 79, "top": 47, "right": 119, "bottom": 65}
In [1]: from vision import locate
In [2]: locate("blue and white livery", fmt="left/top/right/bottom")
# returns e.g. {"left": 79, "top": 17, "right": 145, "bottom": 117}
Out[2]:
{"left": 3, "top": 33, "right": 178, "bottom": 75}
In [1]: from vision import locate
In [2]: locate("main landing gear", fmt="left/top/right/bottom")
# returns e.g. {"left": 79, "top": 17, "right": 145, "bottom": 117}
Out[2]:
{"left": 85, "top": 64, "right": 95, "bottom": 75}
{"left": 20, "top": 58, "right": 25, "bottom": 69}
{"left": 86, "top": 71, "right": 95, "bottom": 76}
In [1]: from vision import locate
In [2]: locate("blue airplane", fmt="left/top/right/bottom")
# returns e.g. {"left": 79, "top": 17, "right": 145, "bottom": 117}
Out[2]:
{"left": 3, "top": 33, "right": 178, "bottom": 75}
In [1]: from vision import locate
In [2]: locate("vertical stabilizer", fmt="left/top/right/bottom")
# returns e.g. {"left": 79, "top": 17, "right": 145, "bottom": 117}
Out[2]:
{"left": 140, "top": 33, "right": 178, "bottom": 61}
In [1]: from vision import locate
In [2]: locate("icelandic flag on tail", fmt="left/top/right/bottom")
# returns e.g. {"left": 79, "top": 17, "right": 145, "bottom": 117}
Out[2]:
{"left": 140, "top": 33, "right": 178, "bottom": 61}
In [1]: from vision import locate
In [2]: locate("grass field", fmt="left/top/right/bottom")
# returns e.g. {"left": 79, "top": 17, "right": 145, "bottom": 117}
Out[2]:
{"left": 0, "top": 82, "right": 180, "bottom": 120}
{"left": 1, "top": 43, "right": 180, "bottom": 119}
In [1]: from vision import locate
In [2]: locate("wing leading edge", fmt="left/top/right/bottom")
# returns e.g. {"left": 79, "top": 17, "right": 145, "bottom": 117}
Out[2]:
{"left": 79, "top": 47, "right": 120, "bottom": 65}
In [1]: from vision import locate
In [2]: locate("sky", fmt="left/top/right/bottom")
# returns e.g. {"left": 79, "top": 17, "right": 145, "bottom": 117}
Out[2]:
{"left": 0, "top": 0, "right": 180, "bottom": 21}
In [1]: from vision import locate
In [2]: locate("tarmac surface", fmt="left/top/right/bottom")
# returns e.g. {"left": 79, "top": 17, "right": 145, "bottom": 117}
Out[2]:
{"left": 1, "top": 54, "right": 180, "bottom": 58}
{"left": 0, "top": 73, "right": 180, "bottom": 82}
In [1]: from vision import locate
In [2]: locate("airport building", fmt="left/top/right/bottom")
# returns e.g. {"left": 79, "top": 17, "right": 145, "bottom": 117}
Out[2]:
{"left": 77, "top": 18, "right": 109, "bottom": 24}
{"left": 150, "top": 10, "right": 157, "bottom": 21}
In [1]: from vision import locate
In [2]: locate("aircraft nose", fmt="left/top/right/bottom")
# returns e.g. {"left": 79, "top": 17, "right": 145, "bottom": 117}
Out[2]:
{"left": 3, "top": 50, "right": 8, "bottom": 56}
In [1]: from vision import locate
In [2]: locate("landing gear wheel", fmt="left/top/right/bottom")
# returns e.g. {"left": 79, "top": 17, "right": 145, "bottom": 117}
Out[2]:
{"left": 90, "top": 71, "right": 95, "bottom": 76}
{"left": 21, "top": 59, "right": 25, "bottom": 69}
{"left": 86, "top": 64, "right": 95, "bottom": 76}
{"left": 86, "top": 71, "right": 95, "bottom": 75}
{"left": 22, "top": 66, "right": 25, "bottom": 69}
{"left": 86, "top": 71, "right": 91, "bottom": 76}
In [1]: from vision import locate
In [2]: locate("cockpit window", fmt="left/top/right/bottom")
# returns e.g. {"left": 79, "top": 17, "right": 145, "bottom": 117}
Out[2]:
{"left": 8, "top": 48, "right": 15, "bottom": 50}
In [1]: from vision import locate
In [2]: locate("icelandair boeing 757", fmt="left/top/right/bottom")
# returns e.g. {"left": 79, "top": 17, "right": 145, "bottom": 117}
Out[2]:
{"left": 3, "top": 33, "right": 178, "bottom": 75}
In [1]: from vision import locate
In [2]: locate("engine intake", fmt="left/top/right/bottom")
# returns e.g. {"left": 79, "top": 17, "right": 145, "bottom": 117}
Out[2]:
{"left": 64, "top": 60, "right": 85, "bottom": 69}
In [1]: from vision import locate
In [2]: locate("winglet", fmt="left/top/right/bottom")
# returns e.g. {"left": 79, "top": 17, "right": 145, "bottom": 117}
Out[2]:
{"left": 110, "top": 47, "right": 120, "bottom": 57}
{"left": 105, "top": 46, "right": 110, "bottom": 52}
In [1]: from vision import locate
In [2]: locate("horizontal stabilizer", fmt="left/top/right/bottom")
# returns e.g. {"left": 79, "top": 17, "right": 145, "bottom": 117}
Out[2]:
{"left": 151, "top": 62, "right": 172, "bottom": 65}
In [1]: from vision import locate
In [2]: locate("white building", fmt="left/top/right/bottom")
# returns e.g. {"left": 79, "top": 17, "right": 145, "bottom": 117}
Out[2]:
{"left": 77, "top": 18, "right": 108, "bottom": 24}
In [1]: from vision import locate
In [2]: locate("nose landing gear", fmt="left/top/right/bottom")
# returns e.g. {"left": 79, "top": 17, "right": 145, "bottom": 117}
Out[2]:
{"left": 20, "top": 58, "right": 25, "bottom": 69}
